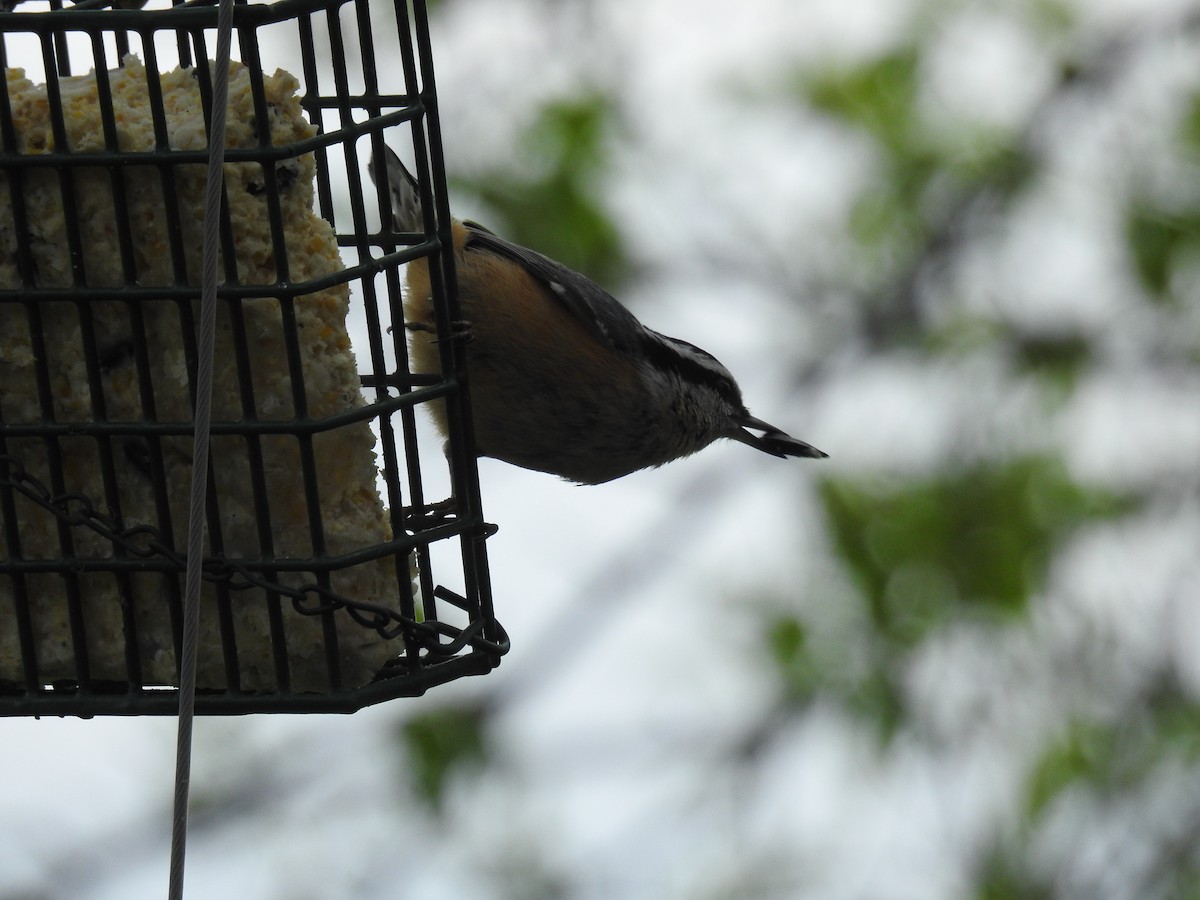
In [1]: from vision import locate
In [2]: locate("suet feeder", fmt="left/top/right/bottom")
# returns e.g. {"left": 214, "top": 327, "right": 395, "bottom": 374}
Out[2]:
{"left": 0, "top": 0, "right": 506, "bottom": 717}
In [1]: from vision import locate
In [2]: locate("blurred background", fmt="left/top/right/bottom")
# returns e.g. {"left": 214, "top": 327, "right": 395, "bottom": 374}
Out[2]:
{"left": 5, "top": 0, "right": 1200, "bottom": 897}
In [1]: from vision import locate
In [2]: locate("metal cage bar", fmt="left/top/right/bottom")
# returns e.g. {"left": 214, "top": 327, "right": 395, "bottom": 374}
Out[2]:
{"left": 0, "top": 0, "right": 507, "bottom": 717}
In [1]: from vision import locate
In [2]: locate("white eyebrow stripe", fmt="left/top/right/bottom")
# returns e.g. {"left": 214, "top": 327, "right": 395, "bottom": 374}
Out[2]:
{"left": 656, "top": 335, "right": 734, "bottom": 379}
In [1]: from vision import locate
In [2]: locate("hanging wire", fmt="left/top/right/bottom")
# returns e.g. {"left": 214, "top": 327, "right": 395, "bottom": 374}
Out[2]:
{"left": 168, "top": 1, "right": 236, "bottom": 896}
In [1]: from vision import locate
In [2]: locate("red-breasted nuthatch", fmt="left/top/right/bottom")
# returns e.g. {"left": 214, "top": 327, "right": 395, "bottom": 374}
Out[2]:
{"left": 370, "top": 146, "right": 827, "bottom": 485}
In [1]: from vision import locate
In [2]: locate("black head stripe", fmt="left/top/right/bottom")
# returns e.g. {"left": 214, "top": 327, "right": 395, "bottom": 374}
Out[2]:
{"left": 643, "top": 332, "right": 744, "bottom": 407}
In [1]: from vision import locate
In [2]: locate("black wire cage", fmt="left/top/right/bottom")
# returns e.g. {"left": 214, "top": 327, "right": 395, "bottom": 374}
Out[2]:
{"left": 0, "top": 0, "right": 506, "bottom": 716}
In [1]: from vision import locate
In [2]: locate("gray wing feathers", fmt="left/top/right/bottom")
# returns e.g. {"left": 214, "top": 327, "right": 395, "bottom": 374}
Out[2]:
{"left": 462, "top": 226, "right": 645, "bottom": 355}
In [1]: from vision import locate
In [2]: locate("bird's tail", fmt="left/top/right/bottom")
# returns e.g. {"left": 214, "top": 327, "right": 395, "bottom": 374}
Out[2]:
{"left": 368, "top": 144, "right": 423, "bottom": 233}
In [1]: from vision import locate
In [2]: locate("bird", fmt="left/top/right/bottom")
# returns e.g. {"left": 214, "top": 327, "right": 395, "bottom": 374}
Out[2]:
{"left": 370, "top": 145, "right": 826, "bottom": 485}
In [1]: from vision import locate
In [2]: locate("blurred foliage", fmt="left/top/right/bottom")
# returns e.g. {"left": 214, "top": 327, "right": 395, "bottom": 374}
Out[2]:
{"left": 802, "top": 47, "right": 936, "bottom": 265}
{"left": 760, "top": 458, "right": 1136, "bottom": 742}
{"left": 765, "top": 612, "right": 907, "bottom": 739}
{"left": 1010, "top": 332, "right": 1093, "bottom": 390}
{"left": 1122, "top": 87, "right": 1200, "bottom": 307}
{"left": 1027, "top": 719, "right": 1130, "bottom": 817}
{"left": 397, "top": 2, "right": 1200, "bottom": 898}
{"left": 1028, "top": 0, "right": 1077, "bottom": 35}
{"left": 453, "top": 92, "right": 628, "bottom": 288}
{"left": 930, "top": 318, "right": 1095, "bottom": 391}
{"left": 974, "top": 848, "right": 1054, "bottom": 900}
{"left": 1028, "top": 683, "right": 1200, "bottom": 819}
{"left": 765, "top": 615, "right": 811, "bottom": 697}
{"left": 1126, "top": 206, "right": 1200, "bottom": 303}
{"left": 758, "top": 458, "right": 1132, "bottom": 739}
{"left": 805, "top": 48, "right": 922, "bottom": 155}
{"left": 398, "top": 702, "right": 489, "bottom": 810}
{"left": 1182, "top": 88, "right": 1200, "bottom": 155}
{"left": 972, "top": 681, "right": 1200, "bottom": 897}
{"left": 798, "top": 47, "right": 1035, "bottom": 283}
{"left": 773, "top": 16, "right": 1200, "bottom": 889}
{"left": 819, "top": 458, "right": 1133, "bottom": 641}
{"left": 765, "top": 615, "right": 826, "bottom": 710}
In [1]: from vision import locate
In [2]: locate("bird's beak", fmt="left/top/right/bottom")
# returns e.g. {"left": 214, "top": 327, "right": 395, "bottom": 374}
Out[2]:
{"left": 731, "top": 415, "right": 828, "bottom": 460}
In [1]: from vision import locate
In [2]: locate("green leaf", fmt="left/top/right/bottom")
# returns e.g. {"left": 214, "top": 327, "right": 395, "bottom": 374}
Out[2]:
{"left": 767, "top": 615, "right": 807, "bottom": 669}
{"left": 762, "top": 613, "right": 907, "bottom": 741}
{"left": 923, "top": 316, "right": 1008, "bottom": 356}
{"left": 1027, "top": 686, "right": 1200, "bottom": 820}
{"left": 1160, "top": 866, "right": 1200, "bottom": 900}
{"left": 1012, "top": 332, "right": 1091, "bottom": 388}
{"left": 1126, "top": 206, "right": 1200, "bottom": 300}
{"left": 974, "top": 847, "right": 1053, "bottom": 900}
{"left": 1028, "top": 0, "right": 1076, "bottom": 36}
{"left": 456, "top": 92, "right": 627, "bottom": 287}
{"left": 801, "top": 50, "right": 1035, "bottom": 272}
{"left": 764, "top": 615, "right": 820, "bottom": 703}
{"left": 929, "top": 321, "right": 1091, "bottom": 393}
{"left": 804, "top": 48, "right": 921, "bottom": 153}
{"left": 1182, "top": 89, "right": 1200, "bottom": 157}
{"left": 952, "top": 140, "right": 1037, "bottom": 198}
{"left": 399, "top": 703, "right": 488, "bottom": 810}
{"left": 1026, "top": 719, "right": 1116, "bottom": 816}
{"left": 819, "top": 458, "right": 1133, "bottom": 645}
{"left": 848, "top": 663, "right": 906, "bottom": 741}
{"left": 1152, "top": 693, "right": 1200, "bottom": 760}
{"left": 804, "top": 48, "right": 930, "bottom": 258}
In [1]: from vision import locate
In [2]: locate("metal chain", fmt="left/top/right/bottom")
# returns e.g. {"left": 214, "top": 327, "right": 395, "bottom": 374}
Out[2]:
{"left": 0, "top": 451, "right": 504, "bottom": 654}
